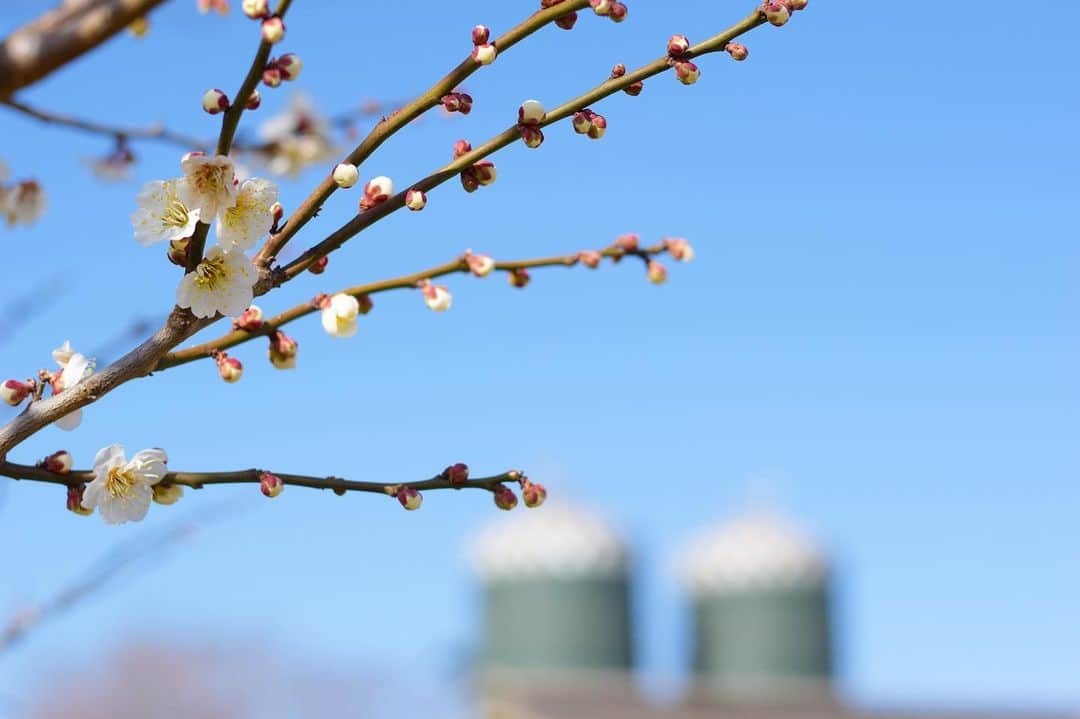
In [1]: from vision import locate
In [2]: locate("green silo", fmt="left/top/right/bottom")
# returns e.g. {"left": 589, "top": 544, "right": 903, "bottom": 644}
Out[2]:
{"left": 682, "top": 509, "right": 834, "bottom": 701}
{"left": 468, "top": 504, "right": 633, "bottom": 674}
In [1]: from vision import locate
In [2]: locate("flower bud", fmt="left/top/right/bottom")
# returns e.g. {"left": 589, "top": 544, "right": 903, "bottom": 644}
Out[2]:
{"left": 608, "top": 2, "right": 628, "bottom": 22}
{"left": 214, "top": 352, "right": 243, "bottom": 383}
{"left": 360, "top": 175, "right": 393, "bottom": 211}
{"left": 321, "top": 292, "right": 360, "bottom": 338}
{"left": 1, "top": 379, "right": 30, "bottom": 406}
{"left": 260, "top": 471, "right": 284, "bottom": 497}
{"left": 405, "top": 188, "right": 427, "bottom": 211}
{"left": 611, "top": 63, "right": 626, "bottom": 78}
{"left": 202, "top": 88, "right": 230, "bottom": 115}
{"left": 578, "top": 250, "right": 603, "bottom": 268}
{"left": 152, "top": 482, "right": 184, "bottom": 505}
{"left": 67, "top": 484, "right": 93, "bottom": 516}
{"left": 472, "top": 43, "right": 497, "bottom": 65}
{"left": 460, "top": 169, "right": 480, "bottom": 193}
{"left": 493, "top": 485, "right": 518, "bottom": 510}
{"left": 518, "top": 99, "right": 546, "bottom": 126}
{"left": 233, "top": 305, "right": 264, "bottom": 331}
{"left": 441, "top": 92, "right": 473, "bottom": 115}
{"left": 572, "top": 110, "right": 594, "bottom": 134}
{"left": 665, "top": 237, "right": 695, "bottom": 262}
{"left": 277, "top": 53, "right": 303, "bottom": 81}
{"left": 520, "top": 125, "right": 544, "bottom": 149}
{"left": 554, "top": 12, "right": 578, "bottom": 30}
{"left": 762, "top": 0, "right": 790, "bottom": 26}
{"left": 522, "top": 481, "right": 547, "bottom": 508}
{"left": 615, "top": 233, "right": 639, "bottom": 251}
{"left": 443, "top": 462, "right": 470, "bottom": 486}
{"left": 128, "top": 17, "right": 149, "bottom": 37}
{"left": 466, "top": 252, "right": 495, "bottom": 277}
{"left": 453, "top": 139, "right": 473, "bottom": 158}
{"left": 590, "top": 0, "right": 611, "bottom": 16}
{"left": 245, "top": 89, "right": 262, "bottom": 110}
{"left": 42, "top": 450, "right": 73, "bottom": 474}
{"left": 357, "top": 294, "right": 374, "bottom": 315}
{"left": 508, "top": 268, "right": 531, "bottom": 289}
{"left": 788, "top": 0, "right": 808, "bottom": 10}
{"left": 268, "top": 331, "right": 298, "bottom": 369}
{"left": 262, "top": 66, "right": 283, "bottom": 87}
{"left": 307, "top": 255, "right": 329, "bottom": 274}
{"left": 471, "top": 24, "right": 490, "bottom": 45}
{"left": 726, "top": 42, "right": 749, "bottom": 61}
{"left": 167, "top": 237, "right": 191, "bottom": 267}
{"left": 675, "top": 60, "right": 700, "bottom": 85}
{"left": 647, "top": 260, "right": 668, "bottom": 284}
{"left": 473, "top": 160, "right": 497, "bottom": 186}
{"left": 421, "top": 281, "right": 453, "bottom": 312}
{"left": 333, "top": 162, "right": 359, "bottom": 188}
{"left": 624, "top": 80, "right": 644, "bottom": 96}
{"left": 261, "top": 16, "right": 285, "bottom": 43}
{"left": 667, "top": 34, "right": 691, "bottom": 57}
{"left": 271, "top": 201, "right": 284, "bottom": 225}
{"left": 587, "top": 114, "right": 607, "bottom": 139}
{"left": 242, "top": 0, "right": 270, "bottom": 19}
{"left": 397, "top": 487, "right": 423, "bottom": 510}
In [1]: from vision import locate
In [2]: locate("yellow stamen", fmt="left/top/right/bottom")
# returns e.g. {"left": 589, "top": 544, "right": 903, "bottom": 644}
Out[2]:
{"left": 106, "top": 465, "right": 137, "bottom": 498}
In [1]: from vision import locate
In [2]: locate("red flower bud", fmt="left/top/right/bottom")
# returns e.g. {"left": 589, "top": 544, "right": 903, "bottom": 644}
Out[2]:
{"left": 260, "top": 471, "right": 284, "bottom": 497}
{"left": 493, "top": 485, "right": 518, "bottom": 510}
{"left": 443, "top": 462, "right": 469, "bottom": 486}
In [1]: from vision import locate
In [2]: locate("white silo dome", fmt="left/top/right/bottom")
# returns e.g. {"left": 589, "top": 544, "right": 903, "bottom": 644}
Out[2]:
{"left": 680, "top": 509, "right": 827, "bottom": 594}
{"left": 468, "top": 502, "right": 629, "bottom": 580}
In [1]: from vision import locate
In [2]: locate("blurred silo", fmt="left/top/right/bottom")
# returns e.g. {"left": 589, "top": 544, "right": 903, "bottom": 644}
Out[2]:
{"left": 680, "top": 508, "right": 835, "bottom": 703}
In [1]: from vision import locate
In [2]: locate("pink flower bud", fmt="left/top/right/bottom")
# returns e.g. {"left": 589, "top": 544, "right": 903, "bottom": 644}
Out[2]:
{"left": 453, "top": 139, "right": 473, "bottom": 158}
{"left": 460, "top": 169, "right": 480, "bottom": 193}
{"left": 233, "top": 305, "right": 264, "bottom": 331}
{"left": 261, "top": 15, "right": 285, "bottom": 43}
{"left": 245, "top": 89, "right": 262, "bottom": 110}
{"left": 647, "top": 260, "right": 668, "bottom": 284}
{"left": 608, "top": 2, "right": 628, "bottom": 22}
{"left": 271, "top": 201, "right": 284, "bottom": 225}
{"left": 152, "top": 482, "right": 184, "bottom": 505}
{"left": 167, "top": 237, "right": 191, "bottom": 267}
{"left": 788, "top": 0, "right": 808, "bottom": 10}
{"left": 443, "top": 462, "right": 469, "bottom": 486}
{"left": 520, "top": 125, "right": 544, "bottom": 149}
{"left": 268, "top": 331, "right": 298, "bottom": 369}
{"left": 762, "top": 0, "right": 790, "bottom": 26}
{"left": 667, "top": 34, "right": 691, "bottom": 57}
{"left": 277, "top": 53, "right": 303, "bottom": 80}
{"left": 441, "top": 92, "right": 473, "bottom": 115}
{"left": 360, "top": 175, "right": 393, "bottom": 211}
{"left": 675, "top": 60, "right": 701, "bottom": 85}
{"left": 214, "top": 353, "right": 243, "bottom": 383}
{"left": 587, "top": 114, "right": 607, "bottom": 139}
{"left": 624, "top": 80, "right": 644, "bottom": 96}
{"left": 1, "top": 379, "right": 31, "bottom": 406}
{"left": 260, "top": 471, "right": 284, "bottom": 497}
{"left": 518, "top": 99, "right": 546, "bottom": 126}
{"left": 202, "top": 88, "right": 230, "bottom": 115}
{"left": 357, "top": 294, "right": 374, "bottom": 315}
{"left": 262, "top": 66, "right": 283, "bottom": 87}
{"left": 572, "top": 110, "right": 594, "bottom": 135}
{"left": 615, "top": 233, "right": 639, "bottom": 251}
{"left": 665, "top": 237, "right": 695, "bottom": 262}
{"left": 67, "top": 484, "right": 93, "bottom": 516}
{"left": 333, "top": 162, "right": 359, "bottom": 188}
{"left": 471, "top": 24, "right": 490, "bottom": 45}
{"left": 611, "top": 63, "right": 627, "bottom": 78}
{"left": 508, "top": 268, "right": 531, "bottom": 289}
{"left": 554, "top": 11, "right": 578, "bottom": 30}
{"left": 493, "top": 485, "right": 518, "bottom": 510}
{"left": 726, "top": 42, "right": 749, "bottom": 61}
{"left": 473, "top": 160, "right": 497, "bottom": 186}
{"left": 421, "top": 281, "right": 453, "bottom": 312}
{"left": 405, "top": 188, "right": 427, "bottom": 211}
{"left": 466, "top": 252, "right": 495, "bottom": 277}
{"left": 397, "top": 487, "right": 423, "bottom": 510}
{"left": 472, "top": 43, "right": 497, "bottom": 65}
{"left": 42, "top": 450, "right": 73, "bottom": 474}
{"left": 308, "top": 255, "right": 329, "bottom": 274}
{"left": 242, "top": 0, "right": 269, "bottom": 19}
{"left": 590, "top": 0, "right": 611, "bottom": 16}
{"left": 522, "top": 481, "right": 547, "bottom": 508}
{"left": 578, "top": 250, "right": 603, "bottom": 268}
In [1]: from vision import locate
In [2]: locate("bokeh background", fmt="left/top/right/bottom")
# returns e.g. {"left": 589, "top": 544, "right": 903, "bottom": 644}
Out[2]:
{"left": 1, "top": 1, "right": 1077, "bottom": 717}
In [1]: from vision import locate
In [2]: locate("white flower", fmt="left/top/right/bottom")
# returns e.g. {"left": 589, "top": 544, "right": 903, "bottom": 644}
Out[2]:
{"left": 422, "top": 283, "right": 452, "bottom": 312}
{"left": 320, "top": 293, "right": 359, "bottom": 338}
{"left": 52, "top": 343, "right": 95, "bottom": 432}
{"left": 52, "top": 339, "right": 74, "bottom": 366}
{"left": 257, "top": 93, "right": 336, "bottom": 177}
{"left": 177, "top": 152, "right": 238, "bottom": 220}
{"left": 176, "top": 246, "right": 257, "bottom": 319}
{"left": 216, "top": 177, "right": 278, "bottom": 251}
{"left": 4, "top": 180, "right": 46, "bottom": 226}
{"left": 130, "top": 179, "right": 200, "bottom": 247}
{"left": 82, "top": 444, "right": 168, "bottom": 524}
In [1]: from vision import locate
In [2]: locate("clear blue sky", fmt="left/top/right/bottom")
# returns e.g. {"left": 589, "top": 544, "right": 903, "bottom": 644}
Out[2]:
{"left": 1, "top": 1, "right": 1077, "bottom": 716}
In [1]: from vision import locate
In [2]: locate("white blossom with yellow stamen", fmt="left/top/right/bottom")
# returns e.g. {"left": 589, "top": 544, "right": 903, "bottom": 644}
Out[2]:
{"left": 216, "top": 177, "right": 278, "bottom": 251}
{"left": 176, "top": 245, "right": 257, "bottom": 319}
{"left": 130, "top": 179, "right": 200, "bottom": 247}
{"left": 82, "top": 444, "right": 168, "bottom": 524}
{"left": 176, "top": 152, "right": 238, "bottom": 220}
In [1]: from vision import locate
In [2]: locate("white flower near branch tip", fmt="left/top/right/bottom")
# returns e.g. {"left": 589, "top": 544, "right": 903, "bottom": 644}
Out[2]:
{"left": 130, "top": 179, "right": 200, "bottom": 247}
{"left": 421, "top": 282, "right": 453, "bottom": 312}
{"left": 52, "top": 341, "right": 95, "bottom": 432}
{"left": 320, "top": 293, "right": 360, "bottom": 338}
{"left": 177, "top": 152, "right": 238, "bottom": 221}
{"left": 176, "top": 246, "right": 257, "bottom": 319}
{"left": 82, "top": 444, "right": 168, "bottom": 524}
{"left": 216, "top": 177, "right": 278, "bottom": 251}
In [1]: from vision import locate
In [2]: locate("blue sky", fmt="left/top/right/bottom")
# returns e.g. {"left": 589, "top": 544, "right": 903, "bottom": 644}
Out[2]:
{"left": 1, "top": 0, "right": 1077, "bottom": 716}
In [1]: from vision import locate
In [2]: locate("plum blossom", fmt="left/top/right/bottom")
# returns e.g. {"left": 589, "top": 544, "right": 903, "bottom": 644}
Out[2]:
{"left": 52, "top": 341, "right": 95, "bottom": 432}
{"left": 176, "top": 246, "right": 257, "bottom": 319}
{"left": 320, "top": 293, "right": 360, "bottom": 338}
{"left": 81, "top": 444, "right": 169, "bottom": 524}
{"left": 216, "top": 177, "right": 278, "bottom": 251}
{"left": 131, "top": 179, "right": 200, "bottom": 247}
{"left": 177, "top": 152, "right": 238, "bottom": 220}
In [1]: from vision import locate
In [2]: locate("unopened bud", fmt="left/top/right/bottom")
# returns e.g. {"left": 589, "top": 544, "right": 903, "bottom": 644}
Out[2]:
{"left": 308, "top": 255, "right": 329, "bottom": 274}
{"left": 578, "top": 250, "right": 603, "bottom": 268}
{"left": 421, "top": 281, "right": 453, "bottom": 312}
{"left": 152, "top": 482, "right": 184, "bottom": 505}
{"left": 260, "top": 471, "right": 284, "bottom": 497}
{"left": 360, "top": 175, "right": 394, "bottom": 211}
{"left": 508, "top": 268, "right": 531, "bottom": 289}
{"left": 405, "top": 188, "right": 427, "bottom": 211}
{"left": 245, "top": 89, "right": 262, "bottom": 110}
{"left": 453, "top": 139, "right": 473, "bottom": 158}
{"left": 608, "top": 2, "right": 627, "bottom": 22}
{"left": 647, "top": 260, "right": 668, "bottom": 284}
{"left": 554, "top": 11, "right": 578, "bottom": 30}
{"left": 473, "top": 160, "right": 497, "bottom": 186}
{"left": 624, "top": 80, "right": 644, "bottom": 96}
{"left": 262, "top": 65, "right": 283, "bottom": 87}
{"left": 271, "top": 201, "right": 284, "bottom": 224}
{"left": 66, "top": 484, "right": 93, "bottom": 516}
{"left": 397, "top": 487, "right": 423, "bottom": 510}
{"left": 42, "top": 450, "right": 73, "bottom": 474}
{"left": 466, "top": 252, "right": 495, "bottom": 277}
{"left": 590, "top": 0, "right": 611, "bottom": 16}
{"left": 675, "top": 61, "right": 700, "bottom": 85}
{"left": 202, "top": 88, "right": 230, "bottom": 115}
{"left": 357, "top": 294, "right": 374, "bottom": 315}
{"left": 587, "top": 114, "right": 607, "bottom": 139}
{"left": 233, "top": 305, "right": 264, "bottom": 331}
{"left": 522, "top": 481, "right": 547, "bottom": 508}
{"left": 788, "top": 0, "right": 808, "bottom": 10}
{"left": 726, "top": 42, "right": 749, "bottom": 61}
{"left": 762, "top": 0, "right": 790, "bottom": 26}
{"left": 493, "top": 485, "right": 518, "bottom": 510}
{"left": 277, "top": 53, "right": 303, "bottom": 81}
{"left": 611, "top": 63, "right": 626, "bottom": 78}
{"left": 520, "top": 125, "right": 544, "bottom": 149}
{"left": 443, "top": 462, "right": 469, "bottom": 486}
{"left": 1, "top": 379, "right": 31, "bottom": 406}
{"left": 471, "top": 25, "right": 490, "bottom": 45}
{"left": 518, "top": 99, "right": 546, "bottom": 126}
{"left": 667, "top": 34, "right": 691, "bottom": 57}
{"left": 615, "top": 233, "right": 640, "bottom": 251}
{"left": 214, "top": 353, "right": 243, "bottom": 383}
{"left": 665, "top": 237, "right": 695, "bottom": 262}
{"left": 333, "top": 162, "right": 359, "bottom": 188}
{"left": 472, "top": 43, "right": 497, "bottom": 65}
{"left": 167, "top": 237, "right": 191, "bottom": 267}
{"left": 242, "top": 0, "right": 270, "bottom": 19}
{"left": 268, "top": 331, "right": 298, "bottom": 369}
{"left": 572, "top": 110, "right": 594, "bottom": 135}
{"left": 261, "top": 16, "right": 285, "bottom": 43}
{"left": 442, "top": 92, "right": 473, "bottom": 115}
{"left": 460, "top": 169, "right": 479, "bottom": 193}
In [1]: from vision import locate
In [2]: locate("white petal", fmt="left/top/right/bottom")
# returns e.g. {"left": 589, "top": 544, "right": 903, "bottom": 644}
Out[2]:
{"left": 93, "top": 443, "right": 126, "bottom": 475}
{"left": 54, "top": 408, "right": 83, "bottom": 431}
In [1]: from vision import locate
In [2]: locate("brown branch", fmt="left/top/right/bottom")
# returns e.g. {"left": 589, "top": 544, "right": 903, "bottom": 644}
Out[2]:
{"left": 0, "top": 0, "right": 172, "bottom": 98}
{"left": 254, "top": 0, "right": 591, "bottom": 268}
{"left": 158, "top": 242, "right": 670, "bottom": 370}
{"left": 282, "top": 9, "right": 767, "bottom": 278}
